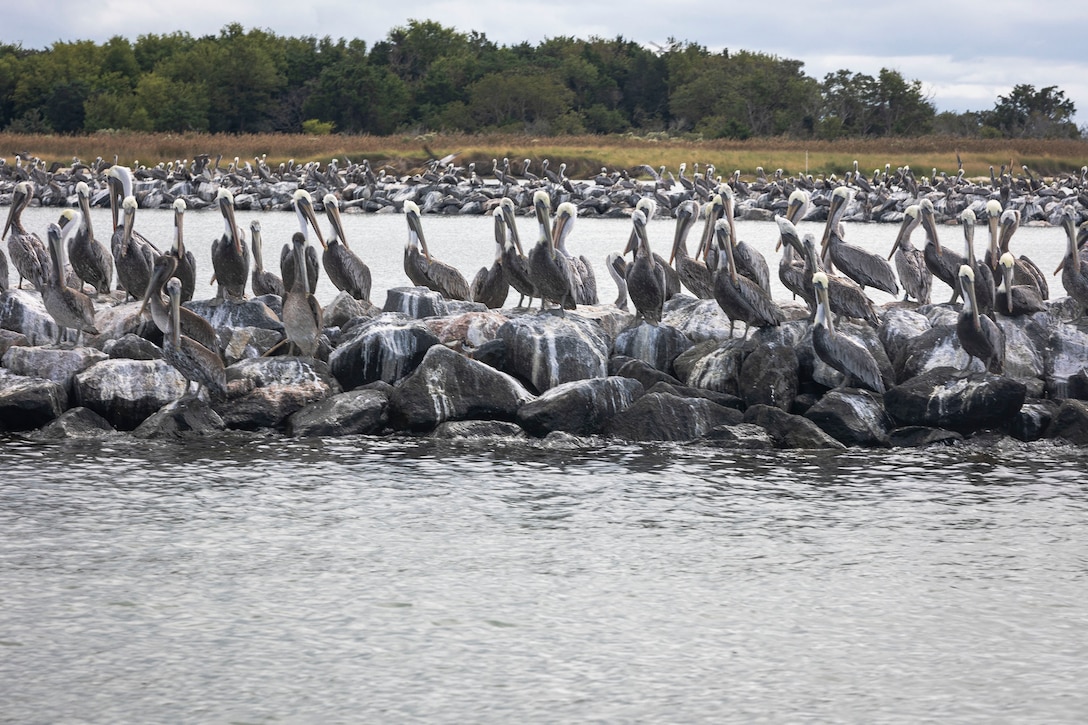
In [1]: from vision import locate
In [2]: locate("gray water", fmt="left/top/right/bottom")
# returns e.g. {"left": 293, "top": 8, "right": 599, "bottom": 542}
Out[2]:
{"left": 3, "top": 207, "right": 1087, "bottom": 723}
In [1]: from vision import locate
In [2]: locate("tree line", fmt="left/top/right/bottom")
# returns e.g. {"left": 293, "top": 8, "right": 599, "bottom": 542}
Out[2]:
{"left": 0, "top": 20, "right": 1079, "bottom": 140}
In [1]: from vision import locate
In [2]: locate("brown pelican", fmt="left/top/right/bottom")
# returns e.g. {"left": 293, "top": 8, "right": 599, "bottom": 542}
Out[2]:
{"left": 959, "top": 209, "right": 995, "bottom": 319}
{"left": 169, "top": 198, "right": 197, "bottom": 302}
{"left": 956, "top": 264, "right": 1004, "bottom": 373}
{"left": 106, "top": 166, "right": 158, "bottom": 255}
{"left": 139, "top": 253, "right": 220, "bottom": 356}
{"left": 719, "top": 186, "right": 771, "bottom": 294}
{"left": 498, "top": 197, "right": 535, "bottom": 307}
{"left": 250, "top": 221, "right": 284, "bottom": 297}
{"left": 552, "top": 202, "right": 598, "bottom": 305}
{"left": 811, "top": 271, "right": 884, "bottom": 393}
{"left": 713, "top": 219, "right": 784, "bottom": 337}
{"left": 162, "top": 277, "right": 227, "bottom": 400}
{"left": 887, "top": 204, "right": 932, "bottom": 304}
{"left": 775, "top": 216, "right": 817, "bottom": 313}
{"left": 282, "top": 232, "right": 324, "bottom": 358}
{"left": 210, "top": 187, "right": 249, "bottom": 300}
{"left": 801, "top": 232, "right": 878, "bottom": 326}
{"left": 997, "top": 252, "right": 1045, "bottom": 316}
{"left": 3, "top": 180, "right": 49, "bottom": 289}
{"left": 321, "top": 194, "right": 372, "bottom": 301}
{"left": 527, "top": 190, "right": 576, "bottom": 310}
{"left": 283, "top": 189, "right": 323, "bottom": 295}
{"left": 402, "top": 200, "right": 472, "bottom": 300}
{"left": 41, "top": 221, "right": 97, "bottom": 344}
{"left": 919, "top": 198, "right": 965, "bottom": 303}
{"left": 112, "top": 195, "right": 159, "bottom": 301}
{"left": 66, "top": 180, "right": 113, "bottom": 295}
{"left": 669, "top": 199, "right": 713, "bottom": 299}
{"left": 1056, "top": 209, "right": 1088, "bottom": 318}
{"left": 822, "top": 186, "right": 899, "bottom": 296}
{"left": 997, "top": 208, "right": 1048, "bottom": 299}
{"left": 626, "top": 197, "right": 680, "bottom": 298}
{"left": 470, "top": 206, "right": 510, "bottom": 309}
{"left": 626, "top": 209, "right": 667, "bottom": 324}
{"left": 606, "top": 252, "right": 629, "bottom": 311}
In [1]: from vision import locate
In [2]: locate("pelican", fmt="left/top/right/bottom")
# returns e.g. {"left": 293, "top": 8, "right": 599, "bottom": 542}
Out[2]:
{"left": 822, "top": 186, "right": 898, "bottom": 296}
{"left": 669, "top": 199, "right": 713, "bottom": 299}
{"left": 471, "top": 206, "right": 510, "bottom": 309}
{"left": 997, "top": 252, "right": 1045, "bottom": 316}
{"left": 210, "top": 187, "right": 249, "bottom": 300}
{"left": 66, "top": 180, "right": 113, "bottom": 295}
{"left": 1056, "top": 209, "right": 1088, "bottom": 318}
{"left": 775, "top": 216, "right": 817, "bottom": 313}
{"left": 168, "top": 198, "right": 197, "bottom": 302}
{"left": 322, "top": 193, "right": 372, "bottom": 301}
{"left": 162, "top": 277, "right": 227, "bottom": 401}
{"left": 552, "top": 202, "right": 598, "bottom": 305}
{"left": 997, "top": 208, "right": 1048, "bottom": 299}
{"left": 800, "top": 233, "right": 878, "bottom": 326}
{"left": 626, "top": 209, "right": 667, "bottom": 324}
{"left": 139, "top": 253, "right": 220, "bottom": 356}
{"left": 719, "top": 186, "right": 771, "bottom": 294}
{"left": 498, "top": 197, "right": 535, "bottom": 307}
{"left": 282, "top": 232, "right": 324, "bottom": 358}
{"left": 887, "top": 204, "right": 932, "bottom": 304}
{"left": 2, "top": 180, "right": 49, "bottom": 289}
{"left": 41, "top": 221, "right": 97, "bottom": 344}
{"left": 626, "top": 197, "right": 680, "bottom": 298}
{"left": 811, "top": 271, "right": 884, "bottom": 393}
{"left": 402, "top": 200, "right": 472, "bottom": 300}
{"left": 527, "top": 190, "right": 576, "bottom": 310}
{"left": 606, "top": 252, "right": 629, "bottom": 310}
{"left": 250, "top": 220, "right": 285, "bottom": 297}
{"left": 919, "top": 198, "right": 965, "bottom": 303}
{"left": 960, "top": 209, "right": 995, "bottom": 319}
{"left": 713, "top": 219, "right": 784, "bottom": 337}
{"left": 956, "top": 264, "right": 1005, "bottom": 374}
{"left": 112, "top": 195, "right": 158, "bottom": 301}
{"left": 283, "top": 189, "right": 322, "bottom": 295}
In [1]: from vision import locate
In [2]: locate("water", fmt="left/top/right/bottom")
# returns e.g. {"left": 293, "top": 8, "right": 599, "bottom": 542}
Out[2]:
{"left": 3, "top": 206, "right": 1087, "bottom": 722}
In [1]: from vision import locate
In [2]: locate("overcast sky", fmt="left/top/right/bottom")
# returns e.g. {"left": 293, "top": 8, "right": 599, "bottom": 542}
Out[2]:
{"left": 10, "top": 1, "right": 1086, "bottom": 125}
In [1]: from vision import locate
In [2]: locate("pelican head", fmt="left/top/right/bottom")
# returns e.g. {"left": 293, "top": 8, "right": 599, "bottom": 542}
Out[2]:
{"left": 918, "top": 198, "right": 941, "bottom": 253}
{"left": 670, "top": 199, "right": 700, "bottom": 263}
{"left": 120, "top": 196, "right": 139, "bottom": 256}
{"left": 889, "top": 204, "right": 921, "bottom": 260}
{"left": 498, "top": 197, "right": 522, "bottom": 254}
{"left": 998, "top": 209, "right": 1020, "bottom": 253}
{"left": 553, "top": 202, "right": 577, "bottom": 253}
{"left": 404, "top": 200, "right": 428, "bottom": 261}
{"left": 216, "top": 187, "right": 242, "bottom": 255}
{"left": 292, "top": 189, "right": 326, "bottom": 249}
{"left": 961, "top": 207, "right": 976, "bottom": 261}
{"left": 1057, "top": 208, "right": 1079, "bottom": 274}
{"left": 776, "top": 216, "right": 802, "bottom": 255}
{"left": 323, "top": 193, "right": 345, "bottom": 248}
{"left": 713, "top": 218, "right": 737, "bottom": 281}
{"left": 786, "top": 189, "right": 810, "bottom": 225}
{"left": 533, "top": 190, "right": 553, "bottom": 250}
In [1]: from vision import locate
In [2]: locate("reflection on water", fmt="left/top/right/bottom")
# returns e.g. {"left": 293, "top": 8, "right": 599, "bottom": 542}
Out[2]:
{"left": 2, "top": 436, "right": 1088, "bottom": 722}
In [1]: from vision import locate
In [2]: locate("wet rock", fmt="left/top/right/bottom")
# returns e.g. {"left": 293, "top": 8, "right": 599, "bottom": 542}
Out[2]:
{"left": 681, "top": 339, "right": 746, "bottom": 395}
{"left": 645, "top": 381, "right": 744, "bottom": 410}
{"left": 879, "top": 307, "right": 931, "bottom": 366}
{"left": 221, "top": 326, "right": 284, "bottom": 365}
{"left": 883, "top": 367, "right": 1026, "bottom": 433}
{"left": 568, "top": 305, "right": 632, "bottom": 341}
{"left": 0, "top": 329, "right": 28, "bottom": 358}
{"left": 1044, "top": 322, "right": 1088, "bottom": 399}
{"left": 133, "top": 398, "right": 226, "bottom": 438}
{"left": 424, "top": 310, "right": 509, "bottom": 352}
{"left": 383, "top": 287, "right": 448, "bottom": 318}
{"left": 36, "top": 406, "right": 115, "bottom": 439}
{"left": 1010, "top": 400, "right": 1060, "bottom": 442}
{"left": 220, "top": 356, "right": 338, "bottom": 430}
{"left": 738, "top": 341, "right": 798, "bottom": 410}
{"left": 516, "top": 376, "right": 642, "bottom": 437}
{"left": 430, "top": 420, "right": 526, "bottom": 439}
{"left": 328, "top": 315, "right": 440, "bottom": 389}
{"left": 0, "top": 289, "right": 62, "bottom": 345}
{"left": 662, "top": 298, "right": 736, "bottom": 343}
{"left": 741, "top": 404, "right": 846, "bottom": 449}
{"left": 496, "top": 312, "right": 609, "bottom": 393}
{"left": 0, "top": 370, "right": 68, "bottom": 430}
{"left": 804, "top": 388, "right": 894, "bottom": 447}
{"left": 74, "top": 359, "right": 187, "bottom": 430}
{"left": 389, "top": 344, "right": 533, "bottom": 432}
{"left": 893, "top": 325, "right": 972, "bottom": 382}
{"left": 1044, "top": 400, "right": 1088, "bottom": 445}
{"left": 888, "top": 426, "right": 964, "bottom": 447}
{"left": 323, "top": 292, "right": 380, "bottom": 328}
{"left": 2, "top": 345, "right": 108, "bottom": 389}
{"left": 609, "top": 355, "right": 683, "bottom": 389}
{"left": 612, "top": 321, "right": 693, "bottom": 374}
{"left": 185, "top": 297, "right": 284, "bottom": 332}
{"left": 286, "top": 389, "right": 390, "bottom": 437}
{"left": 605, "top": 391, "right": 743, "bottom": 441}
{"left": 104, "top": 333, "right": 163, "bottom": 360}
{"left": 702, "top": 422, "right": 775, "bottom": 448}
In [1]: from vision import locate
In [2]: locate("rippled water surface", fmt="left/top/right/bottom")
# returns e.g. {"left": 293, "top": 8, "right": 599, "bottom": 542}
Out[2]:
{"left": 3, "top": 436, "right": 1088, "bottom": 723}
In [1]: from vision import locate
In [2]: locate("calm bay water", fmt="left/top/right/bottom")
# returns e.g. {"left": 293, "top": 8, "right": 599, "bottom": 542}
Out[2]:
{"left": 2, "top": 205, "right": 1087, "bottom": 722}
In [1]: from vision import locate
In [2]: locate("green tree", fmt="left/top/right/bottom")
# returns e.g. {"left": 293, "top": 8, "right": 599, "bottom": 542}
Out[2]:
{"left": 134, "top": 72, "right": 209, "bottom": 131}
{"left": 986, "top": 84, "right": 1079, "bottom": 138}
{"left": 468, "top": 70, "right": 573, "bottom": 131}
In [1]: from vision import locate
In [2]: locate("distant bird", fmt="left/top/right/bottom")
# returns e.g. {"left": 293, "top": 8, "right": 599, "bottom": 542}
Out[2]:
{"left": 887, "top": 204, "right": 932, "bottom": 304}
{"left": 282, "top": 232, "right": 324, "bottom": 358}
{"left": 713, "top": 219, "right": 784, "bottom": 337}
{"left": 956, "top": 265, "right": 1005, "bottom": 374}
{"left": 322, "top": 193, "right": 372, "bottom": 301}
{"left": 3, "top": 180, "right": 49, "bottom": 289}
{"left": 67, "top": 180, "right": 113, "bottom": 295}
{"left": 471, "top": 206, "right": 510, "bottom": 308}
{"left": 625, "top": 209, "right": 667, "bottom": 324}
{"left": 528, "top": 190, "right": 576, "bottom": 310}
{"left": 552, "top": 202, "right": 598, "bottom": 305}
{"left": 811, "top": 271, "right": 884, "bottom": 393}
{"left": 162, "top": 277, "right": 227, "bottom": 401}
{"left": 210, "top": 187, "right": 249, "bottom": 300}
{"left": 283, "top": 189, "right": 323, "bottom": 295}
{"left": 41, "top": 221, "right": 97, "bottom": 345}
{"left": 497, "top": 197, "right": 535, "bottom": 307}
{"left": 402, "top": 200, "right": 472, "bottom": 300}
{"left": 249, "top": 220, "right": 285, "bottom": 297}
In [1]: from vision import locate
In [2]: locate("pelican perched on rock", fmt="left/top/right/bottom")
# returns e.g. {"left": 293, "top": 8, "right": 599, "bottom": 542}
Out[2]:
{"left": 801, "top": 232, "right": 878, "bottom": 326}
{"left": 669, "top": 199, "right": 713, "bottom": 299}
{"left": 811, "top": 271, "right": 884, "bottom": 393}
{"left": 528, "top": 190, "right": 576, "bottom": 310}
{"left": 919, "top": 198, "right": 965, "bottom": 303}
{"left": 960, "top": 209, "right": 995, "bottom": 319}
{"left": 887, "top": 204, "right": 932, "bottom": 304}
{"left": 41, "top": 221, "right": 97, "bottom": 344}
{"left": 322, "top": 193, "right": 372, "bottom": 301}
{"left": 402, "top": 200, "right": 472, "bottom": 301}
{"left": 471, "top": 206, "right": 511, "bottom": 309}
{"left": 625, "top": 197, "right": 680, "bottom": 299}
{"left": 210, "top": 187, "right": 249, "bottom": 300}
{"left": 997, "top": 207, "right": 1048, "bottom": 299}
{"left": 719, "top": 186, "right": 771, "bottom": 295}
{"left": 957, "top": 264, "right": 1004, "bottom": 373}
{"left": 626, "top": 209, "right": 667, "bottom": 324}
{"left": 552, "top": 202, "right": 598, "bottom": 305}
{"left": 822, "top": 186, "right": 898, "bottom": 296}
{"left": 1057, "top": 209, "right": 1088, "bottom": 318}
{"left": 775, "top": 215, "right": 817, "bottom": 313}
{"left": 713, "top": 218, "right": 784, "bottom": 337}
{"left": 250, "top": 221, "right": 284, "bottom": 297}
{"left": 283, "top": 189, "right": 323, "bottom": 295}
{"left": 282, "top": 232, "right": 324, "bottom": 358}
{"left": 112, "top": 195, "right": 159, "bottom": 301}
{"left": 3, "top": 180, "right": 49, "bottom": 289}
{"left": 497, "top": 197, "right": 535, "bottom": 307}
{"left": 66, "top": 180, "right": 113, "bottom": 295}
{"left": 168, "top": 198, "right": 196, "bottom": 302}
{"left": 997, "top": 252, "right": 1045, "bottom": 316}
{"left": 162, "top": 278, "right": 227, "bottom": 401}
{"left": 139, "top": 253, "right": 220, "bottom": 356}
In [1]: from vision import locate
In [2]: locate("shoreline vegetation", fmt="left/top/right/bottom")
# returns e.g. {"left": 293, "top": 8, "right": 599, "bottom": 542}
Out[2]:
{"left": 5, "top": 132, "right": 1088, "bottom": 181}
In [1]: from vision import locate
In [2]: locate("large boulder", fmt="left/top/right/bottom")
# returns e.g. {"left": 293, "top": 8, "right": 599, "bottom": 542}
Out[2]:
{"left": 883, "top": 367, "right": 1027, "bottom": 433}
{"left": 737, "top": 341, "right": 798, "bottom": 410}
{"left": 184, "top": 297, "right": 284, "bottom": 332}
{"left": 133, "top": 398, "right": 226, "bottom": 438}
{"left": 742, "top": 404, "right": 846, "bottom": 449}
{"left": 328, "top": 315, "right": 440, "bottom": 390}
{"left": 286, "top": 389, "right": 390, "bottom": 437}
{"left": 219, "top": 356, "right": 339, "bottom": 430}
{"left": 495, "top": 312, "right": 609, "bottom": 393}
{"left": 424, "top": 310, "right": 509, "bottom": 352}
{"left": 804, "top": 388, "right": 894, "bottom": 447}
{"left": 612, "top": 321, "right": 693, "bottom": 374}
{"left": 35, "top": 406, "right": 115, "bottom": 439}
{"left": 681, "top": 339, "right": 747, "bottom": 395}
{"left": 0, "top": 370, "right": 68, "bottom": 431}
{"left": 383, "top": 287, "right": 449, "bottom": 318}
{"left": 661, "top": 298, "right": 736, "bottom": 343}
{"left": 0, "top": 289, "right": 63, "bottom": 345}
{"left": 1044, "top": 322, "right": 1088, "bottom": 399}
{"left": 516, "top": 376, "right": 643, "bottom": 437}
{"left": 605, "top": 391, "right": 743, "bottom": 441}
{"left": 2, "top": 345, "right": 108, "bottom": 390}
{"left": 74, "top": 359, "right": 187, "bottom": 430}
{"left": 1044, "top": 400, "right": 1088, "bottom": 445}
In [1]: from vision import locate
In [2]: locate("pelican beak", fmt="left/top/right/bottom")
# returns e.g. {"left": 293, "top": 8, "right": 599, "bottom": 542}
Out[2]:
{"left": 121, "top": 204, "right": 136, "bottom": 258}
{"left": 297, "top": 194, "right": 327, "bottom": 249}
{"left": 493, "top": 208, "right": 506, "bottom": 246}
{"left": 786, "top": 196, "right": 805, "bottom": 225}
{"left": 999, "top": 214, "right": 1017, "bottom": 253}
{"left": 551, "top": 210, "right": 570, "bottom": 250}
{"left": 407, "top": 208, "right": 430, "bottom": 261}
{"left": 820, "top": 193, "right": 845, "bottom": 251}
{"left": 1057, "top": 214, "right": 1076, "bottom": 274}
{"left": 219, "top": 195, "right": 242, "bottom": 256}
{"left": 987, "top": 216, "right": 1000, "bottom": 269}
{"left": 501, "top": 201, "right": 523, "bottom": 256}
{"left": 1001, "top": 263, "right": 1015, "bottom": 314}
{"left": 921, "top": 208, "right": 941, "bottom": 254}
{"left": 534, "top": 194, "right": 553, "bottom": 252}
{"left": 326, "top": 203, "right": 345, "bottom": 251}
{"left": 669, "top": 206, "right": 694, "bottom": 265}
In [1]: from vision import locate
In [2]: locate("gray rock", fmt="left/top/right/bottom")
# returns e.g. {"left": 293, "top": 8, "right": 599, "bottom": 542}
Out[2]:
{"left": 742, "top": 404, "right": 846, "bottom": 449}
{"left": 383, "top": 287, "right": 448, "bottom": 318}
{"left": 879, "top": 307, "right": 931, "bottom": 366}
{"left": 804, "top": 388, "right": 894, "bottom": 447}
{"left": 645, "top": 381, "right": 744, "bottom": 410}
{"left": 1044, "top": 400, "right": 1088, "bottom": 445}
{"left": 424, "top": 310, "right": 509, "bottom": 351}
{"left": 104, "top": 333, "right": 163, "bottom": 360}
{"left": 612, "top": 321, "right": 693, "bottom": 374}
{"left": 738, "top": 341, "right": 798, "bottom": 410}
{"left": 220, "top": 356, "right": 338, "bottom": 430}
{"left": 324, "top": 292, "right": 380, "bottom": 328}
{"left": 328, "top": 315, "right": 440, "bottom": 389}
{"left": 1009, "top": 400, "right": 1059, "bottom": 442}
{"left": 894, "top": 325, "right": 973, "bottom": 381}
{"left": 430, "top": 420, "right": 526, "bottom": 439}
{"left": 2, "top": 345, "right": 108, "bottom": 389}
{"left": 662, "top": 298, "right": 736, "bottom": 343}
{"left": 605, "top": 391, "right": 743, "bottom": 441}
{"left": 1044, "top": 321, "right": 1088, "bottom": 399}
{"left": 0, "top": 370, "right": 68, "bottom": 430}
{"left": 682, "top": 339, "right": 746, "bottom": 395}
{"left": 0, "top": 329, "right": 28, "bottom": 358}
{"left": 496, "top": 312, "right": 609, "bottom": 393}
{"left": 221, "top": 326, "right": 284, "bottom": 365}
{"left": 516, "top": 376, "right": 642, "bottom": 437}
{"left": 133, "top": 398, "right": 226, "bottom": 438}
{"left": 74, "top": 359, "right": 187, "bottom": 430}
{"left": 286, "top": 389, "right": 390, "bottom": 437}
{"left": 883, "top": 367, "right": 1026, "bottom": 433}
{"left": 0, "top": 289, "right": 62, "bottom": 345}
{"left": 702, "top": 422, "right": 775, "bottom": 449}
{"left": 185, "top": 297, "right": 284, "bottom": 332}
{"left": 610, "top": 355, "right": 683, "bottom": 389}
{"left": 888, "top": 426, "right": 964, "bottom": 447}
{"left": 35, "top": 406, "right": 115, "bottom": 439}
